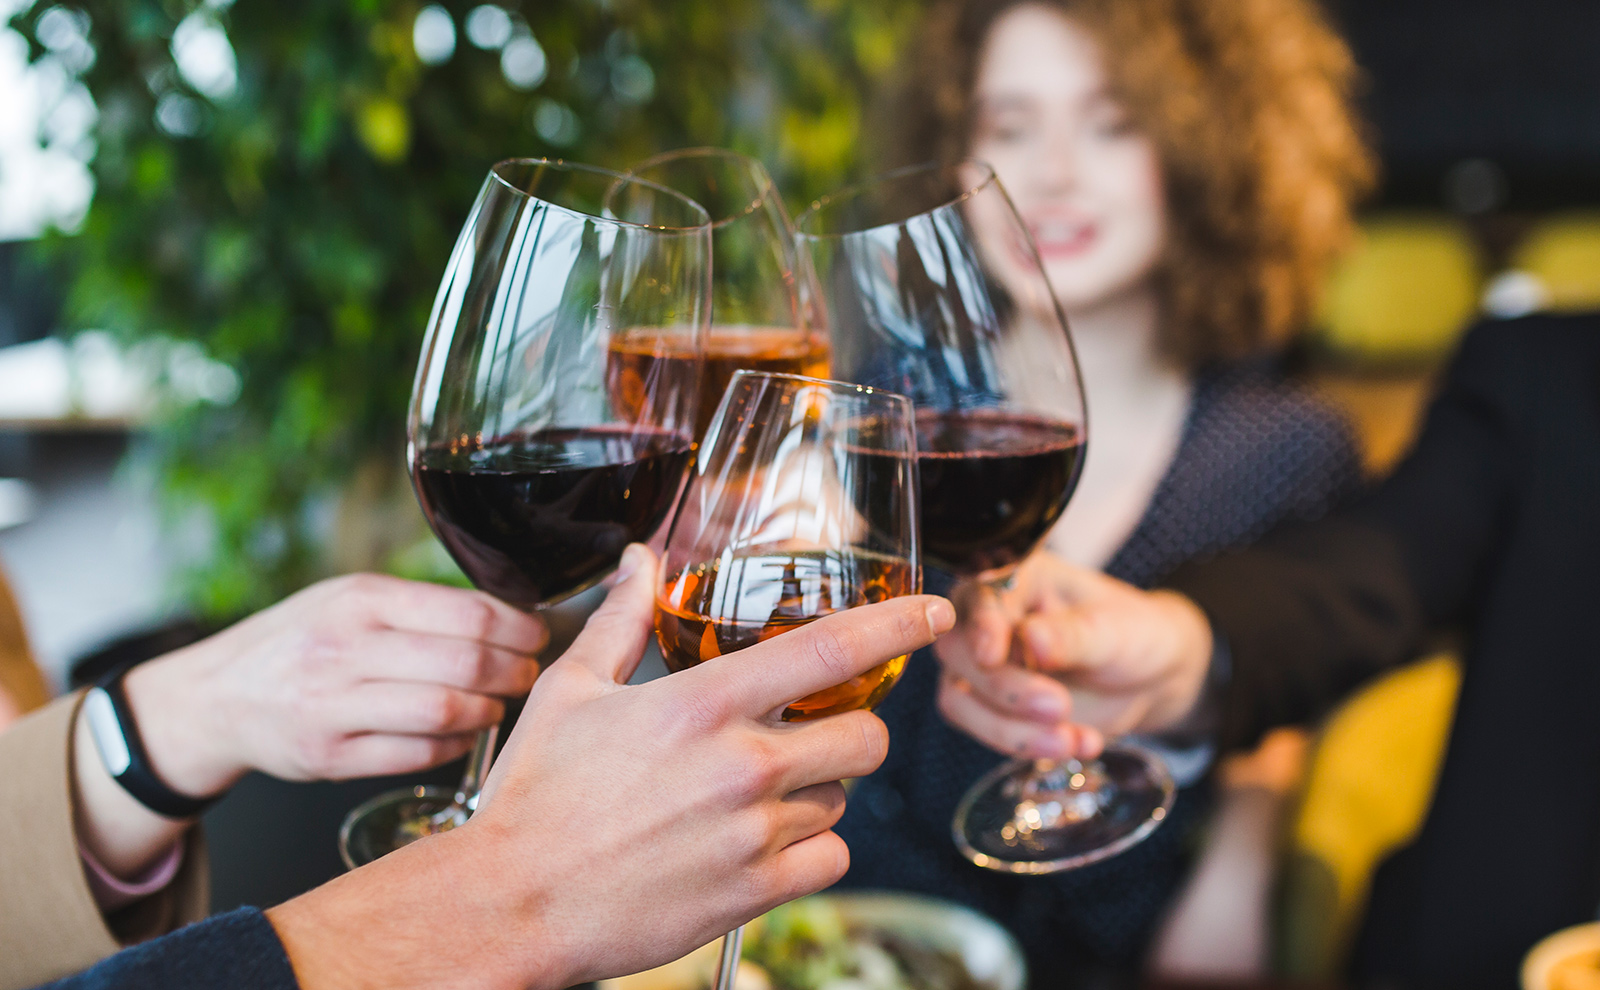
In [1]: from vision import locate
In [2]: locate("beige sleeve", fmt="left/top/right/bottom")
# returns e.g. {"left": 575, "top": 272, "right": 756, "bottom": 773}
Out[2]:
{"left": 0, "top": 692, "right": 210, "bottom": 990}
{"left": 0, "top": 562, "right": 50, "bottom": 717}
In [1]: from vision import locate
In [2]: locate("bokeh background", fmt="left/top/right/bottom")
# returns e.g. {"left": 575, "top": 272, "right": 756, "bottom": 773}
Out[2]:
{"left": 2, "top": 0, "right": 1599, "bottom": 929}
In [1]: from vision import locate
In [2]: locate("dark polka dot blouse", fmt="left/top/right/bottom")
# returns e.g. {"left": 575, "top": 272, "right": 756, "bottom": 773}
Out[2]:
{"left": 833, "top": 362, "right": 1362, "bottom": 987}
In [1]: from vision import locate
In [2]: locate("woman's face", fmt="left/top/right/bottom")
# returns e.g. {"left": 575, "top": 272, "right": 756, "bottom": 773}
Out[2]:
{"left": 964, "top": 5, "right": 1166, "bottom": 314}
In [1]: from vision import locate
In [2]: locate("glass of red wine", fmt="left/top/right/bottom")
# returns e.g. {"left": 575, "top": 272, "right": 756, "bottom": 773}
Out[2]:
{"left": 609, "top": 148, "right": 829, "bottom": 438}
{"left": 339, "top": 159, "right": 711, "bottom": 868}
{"left": 797, "top": 161, "right": 1175, "bottom": 873}
{"left": 655, "top": 370, "right": 921, "bottom": 990}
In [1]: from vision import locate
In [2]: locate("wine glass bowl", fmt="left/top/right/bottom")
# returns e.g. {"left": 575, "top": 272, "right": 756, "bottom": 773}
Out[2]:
{"left": 796, "top": 161, "right": 1086, "bottom": 587}
{"left": 339, "top": 159, "right": 712, "bottom": 868}
{"left": 798, "top": 160, "right": 1175, "bottom": 874}
{"left": 655, "top": 371, "right": 921, "bottom": 722}
{"left": 608, "top": 148, "right": 828, "bottom": 438}
{"left": 656, "top": 370, "right": 921, "bottom": 990}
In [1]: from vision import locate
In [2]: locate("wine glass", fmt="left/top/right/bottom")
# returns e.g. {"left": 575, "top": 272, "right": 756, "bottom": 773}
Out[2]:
{"left": 609, "top": 148, "right": 828, "bottom": 438}
{"left": 339, "top": 159, "right": 711, "bottom": 868}
{"left": 655, "top": 371, "right": 920, "bottom": 990}
{"left": 796, "top": 161, "right": 1176, "bottom": 874}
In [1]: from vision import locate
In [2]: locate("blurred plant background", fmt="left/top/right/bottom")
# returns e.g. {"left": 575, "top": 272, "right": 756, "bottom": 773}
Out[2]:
{"left": 5, "top": 0, "right": 918, "bottom": 618}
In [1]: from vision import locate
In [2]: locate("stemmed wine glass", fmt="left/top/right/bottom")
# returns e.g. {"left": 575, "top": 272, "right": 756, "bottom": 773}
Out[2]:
{"left": 797, "top": 161, "right": 1176, "bottom": 873}
{"left": 655, "top": 371, "right": 920, "bottom": 990}
{"left": 339, "top": 159, "right": 711, "bottom": 868}
{"left": 609, "top": 148, "right": 828, "bottom": 438}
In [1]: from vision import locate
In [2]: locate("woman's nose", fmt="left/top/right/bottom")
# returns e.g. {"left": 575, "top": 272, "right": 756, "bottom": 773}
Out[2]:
{"left": 1030, "top": 130, "right": 1078, "bottom": 194}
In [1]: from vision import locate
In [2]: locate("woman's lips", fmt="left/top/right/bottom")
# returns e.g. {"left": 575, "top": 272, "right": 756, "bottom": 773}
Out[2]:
{"left": 1027, "top": 218, "right": 1098, "bottom": 259}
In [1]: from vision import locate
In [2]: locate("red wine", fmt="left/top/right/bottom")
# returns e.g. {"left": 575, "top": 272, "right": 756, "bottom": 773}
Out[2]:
{"left": 915, "top": 410, "right": 1084, "bottom": 578}
{"left": 655, "top": 549, "right": 915, "bottom": 720}
{"left": 414, "top": 427, "right": 693, "bottom": 609}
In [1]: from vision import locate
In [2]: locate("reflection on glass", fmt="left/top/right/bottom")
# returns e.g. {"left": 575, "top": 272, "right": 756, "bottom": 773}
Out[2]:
{"left": 799, "top": 161, "right": 1174, "bottom": 874}
{"left": 608, "top": 148, "right": 828, "bottom": 437}
{"left": 655, "top": 371, "right": 921, "bottom": 990}
{"left": 338, "top": 159, "right": 710, "bottom": 869}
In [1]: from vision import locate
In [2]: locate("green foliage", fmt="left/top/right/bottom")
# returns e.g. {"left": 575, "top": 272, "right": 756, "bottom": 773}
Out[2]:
{"left": 11, "top": 0, "right": 918, "bottom": 616}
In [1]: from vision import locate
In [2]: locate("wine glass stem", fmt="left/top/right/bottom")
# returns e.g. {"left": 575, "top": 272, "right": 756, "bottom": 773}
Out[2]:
{"left": 712, "top": 925, "right": 745, "bottom": 990}
{"left": 454, "top": 724, "right": 499, "bottom": 811}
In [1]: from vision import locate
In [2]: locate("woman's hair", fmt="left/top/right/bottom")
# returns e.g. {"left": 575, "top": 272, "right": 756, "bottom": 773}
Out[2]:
{"left": 882, "top": 0, "right": 1376, "bottom": 367}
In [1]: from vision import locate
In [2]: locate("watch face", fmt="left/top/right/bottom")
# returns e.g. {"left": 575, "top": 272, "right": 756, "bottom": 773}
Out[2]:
{"left": 83, "top": 687, "right": 133, "bottom": 776}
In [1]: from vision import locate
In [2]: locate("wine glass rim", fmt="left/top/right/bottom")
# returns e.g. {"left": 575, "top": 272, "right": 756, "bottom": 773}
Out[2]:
{"left": 488, "top": 157, "right": 712, "bottom": 233}
{"left": 622, "top": 146, "right": 780, "bottom": 230}
{"left": 726, "top": 369, "right": 911, "bottom": 405}
{"left": 795, "top": 159, "right": 999, "bottom": 240}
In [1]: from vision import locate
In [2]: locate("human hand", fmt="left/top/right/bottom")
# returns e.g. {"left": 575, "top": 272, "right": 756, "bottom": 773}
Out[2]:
{"left": 934, "top": 553, "right": 1212, "bottom": 759}
{"left": 123, "top": 573, "right": 546, "bottom": 800}
{"left": 268, "top": 543, "right": 956, "bottom": 990}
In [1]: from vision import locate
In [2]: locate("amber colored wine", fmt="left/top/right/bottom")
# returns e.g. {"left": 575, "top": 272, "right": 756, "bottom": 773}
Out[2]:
{"left": 655, "top": 549, "right": 915, "bottom": 720}
{"left": 607, "top": 325, "right": 830, "bottom": 436}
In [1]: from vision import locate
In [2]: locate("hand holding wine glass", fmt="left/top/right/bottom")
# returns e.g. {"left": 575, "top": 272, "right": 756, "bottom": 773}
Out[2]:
{"left": 933, "top": 553, "right": 1215, "bottom": 757}
{"left": 338, "top": 159, "right": 711, "bottom": 867}
{"left": 655, "top": 370, "right": 922, "bottom": 988}
{"left": 798, "top": 161, "right": 1175, "bottom": 873}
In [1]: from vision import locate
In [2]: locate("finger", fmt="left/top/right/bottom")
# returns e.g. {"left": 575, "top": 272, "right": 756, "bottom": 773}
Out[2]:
{"left": 937, "top": 673, "right": 1089, "bottom": 760}
{"left": 953, "top": 658, "right": 1073, "bottom": 722}
{"left": 759, "top": 830, "right": 852, "bottom": 908}
{"left": 1018, "top": 603, "right": 1110, "bottom": 676}
{"left": 766, "top": 780, "right": 848, "bottom": 851}
{"left": 348, "top": 574, "right": 549, "bottom": 656}
{"left": 336, "top": 683, "right": 506, "bottom": 736}
{"left": 311, "top": 732, "right": 479, "bottom": 780}
{"left": 768, "top": 710, "right": 889, "bottom": 793}
{"left": 558, "top": 544, "right": 659, "bottom": 685}
{"left": 1024, "top": 559, "right": 1109, "bottom": 608}
{"left": 694, "top": 595, "right": 954, "bottom": 718}
{"left": 357, "top": 632, "right": 539, "bottom": 695}
{"left": 947, "top": 581, "right": 1011, "bottom": 668}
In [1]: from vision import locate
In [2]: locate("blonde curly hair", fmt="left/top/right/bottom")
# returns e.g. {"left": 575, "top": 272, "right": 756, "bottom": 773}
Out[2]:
{"left": 884, "top": 0, "right": 1377, "bottom": 367}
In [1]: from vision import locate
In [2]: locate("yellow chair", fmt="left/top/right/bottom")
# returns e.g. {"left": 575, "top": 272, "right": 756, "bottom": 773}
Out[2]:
{"left": 1275, "top": 653, "right": 1462, "bottom": 978}
{"left": 1317, "top": 215, "right": 1481, "bottom": 364}
{"left": 1509, "top": 213, "right": 1600, "bottom": 312}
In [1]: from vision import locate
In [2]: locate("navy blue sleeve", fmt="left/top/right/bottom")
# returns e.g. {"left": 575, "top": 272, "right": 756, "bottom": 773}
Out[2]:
{"left": 31, "top": 908, "right": 299, "bottom": 990}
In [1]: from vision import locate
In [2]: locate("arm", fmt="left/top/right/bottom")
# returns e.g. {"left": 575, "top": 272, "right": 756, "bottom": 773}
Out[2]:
{"left": 931, "top": 321, "right": 1517, "bottom": 754}
{"left": 2, "top": 575, "right": 545, "bottom": 990}
{"left": 24, "top": 545, "right": 954, "bottom": 990}
{"left": 70, "top": 573, "right": 545, "bottom": 880}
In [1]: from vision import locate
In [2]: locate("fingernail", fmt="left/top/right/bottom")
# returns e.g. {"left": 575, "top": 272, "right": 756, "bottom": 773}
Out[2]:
{"left": 1027, "top": 692, "right": 1067, "bottom": 720}
{"left": 615, "top": 544, "right": 646, "bottom": 584}
{"left": 1029, "top": 733, "right": 1067, "bottom": 759}
{"left": 926, "top": 598, "right": 955, "bottom": 635}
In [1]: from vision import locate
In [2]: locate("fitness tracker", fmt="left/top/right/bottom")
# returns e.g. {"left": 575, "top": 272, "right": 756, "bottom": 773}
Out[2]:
{"left": 83, "top": 668, "right": 220, "bottom": 819}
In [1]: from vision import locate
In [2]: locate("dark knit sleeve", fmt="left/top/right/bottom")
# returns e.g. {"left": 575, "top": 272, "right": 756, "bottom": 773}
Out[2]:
{"left": 1163, "top": 321, "right": 1521, "bottom": 750}
{"left": 29, "top": 908, "right": 298, "bottom": 990}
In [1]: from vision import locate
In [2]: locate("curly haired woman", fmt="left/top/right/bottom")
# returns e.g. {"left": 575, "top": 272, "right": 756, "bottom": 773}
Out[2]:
{"left": 833, "top": 0, "right": 1375, "bottom": 981}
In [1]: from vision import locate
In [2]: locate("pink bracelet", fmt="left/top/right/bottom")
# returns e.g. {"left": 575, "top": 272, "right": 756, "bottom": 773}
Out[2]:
{"left": 78, "top": 839, "right": 184, "bottom": 913}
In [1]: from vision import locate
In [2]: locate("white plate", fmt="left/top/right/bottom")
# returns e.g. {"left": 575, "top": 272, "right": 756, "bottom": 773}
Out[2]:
{"left": 600, "top": 891, "right": 1026, "bottom": 990}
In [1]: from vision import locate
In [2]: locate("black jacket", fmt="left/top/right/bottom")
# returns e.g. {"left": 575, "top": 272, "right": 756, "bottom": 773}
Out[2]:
{"left": 1166, "top": 314, "right": 1600, "bottom": 989}
{"left": 31, "top": 909, "right": 296, "bottom": 989}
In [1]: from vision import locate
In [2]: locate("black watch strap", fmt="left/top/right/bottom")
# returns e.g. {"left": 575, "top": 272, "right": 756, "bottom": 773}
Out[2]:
{"left": 84, "top": 668, "right": 221, "bottom": 819}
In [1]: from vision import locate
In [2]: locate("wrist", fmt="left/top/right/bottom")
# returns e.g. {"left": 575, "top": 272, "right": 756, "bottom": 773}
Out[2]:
{"left": 1148, "top": 590, "right": 1216, "bottom": 731}
{"left": 269, "top": 824, "right": 564, "bottom": 990}
{"left": 123, "top": 650, "right": 246, "bottom": 799}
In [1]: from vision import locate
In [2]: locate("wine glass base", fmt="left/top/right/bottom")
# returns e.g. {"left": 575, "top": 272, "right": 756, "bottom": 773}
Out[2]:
{"left": 338, "top": 786, "right": 468, "bottom": 870}
{"left": 952, "top": 745, "right": 1176, "bottom": 874}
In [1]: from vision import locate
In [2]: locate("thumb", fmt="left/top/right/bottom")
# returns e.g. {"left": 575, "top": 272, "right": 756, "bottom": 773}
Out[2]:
{"left": 1018, "top": 600, "right": 1115, "bottom": 678}
{"left": 1025, "top": 559, "right": 1110, "bottom": 609}
{"left": 560, "top": 543, "right": 660, "bottom": 685}
{"left": 950, "top": 579, "right": 1012, "bottom": 669}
